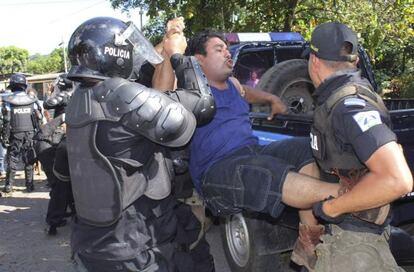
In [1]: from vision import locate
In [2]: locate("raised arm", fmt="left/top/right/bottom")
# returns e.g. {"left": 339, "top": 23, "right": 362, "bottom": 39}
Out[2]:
{"left": 152, "top": 17, "right": 186, "bottom": 91}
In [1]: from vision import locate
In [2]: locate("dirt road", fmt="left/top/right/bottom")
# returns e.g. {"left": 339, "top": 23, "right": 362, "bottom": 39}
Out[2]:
{"left": 0, "top": 172, "right": 75, "bottom": 272}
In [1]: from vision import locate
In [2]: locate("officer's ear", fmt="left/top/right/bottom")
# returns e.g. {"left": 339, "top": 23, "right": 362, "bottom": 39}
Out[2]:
{"left": 310, "top": 53, "right": 324, "bottom": 72}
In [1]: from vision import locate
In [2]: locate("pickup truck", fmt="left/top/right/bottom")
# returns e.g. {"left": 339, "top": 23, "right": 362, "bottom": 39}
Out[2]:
{"left": 216, "top": 32, "right": 414, "bottom": 271}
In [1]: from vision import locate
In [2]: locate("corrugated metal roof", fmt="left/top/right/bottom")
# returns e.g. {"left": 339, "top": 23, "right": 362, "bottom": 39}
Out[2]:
{"left": 26, "top": 73, "right": 62, "bottom": 82}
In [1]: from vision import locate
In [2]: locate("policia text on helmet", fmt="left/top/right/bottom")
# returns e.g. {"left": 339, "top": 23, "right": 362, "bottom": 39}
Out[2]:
{"left": 67, "top": 17, "right": 163, "bottom": 82}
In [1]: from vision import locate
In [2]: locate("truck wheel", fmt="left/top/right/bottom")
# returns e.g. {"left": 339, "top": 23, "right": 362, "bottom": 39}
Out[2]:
{"left": 221, "top": 213, "right": 285, "bottom": 272}
{"left": 257, "top": 59, "right": 314, "bottom": 114}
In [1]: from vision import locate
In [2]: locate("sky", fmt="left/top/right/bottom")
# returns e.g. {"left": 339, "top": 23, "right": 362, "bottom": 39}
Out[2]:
{"left": 0, "top": 0, "right": 147, "bottom": 55}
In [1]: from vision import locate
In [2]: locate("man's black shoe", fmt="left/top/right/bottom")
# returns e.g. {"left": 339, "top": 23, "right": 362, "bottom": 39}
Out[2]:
{"left": 26, "top": 182, "right": 34, "bottom": 192}
{"left": 48, "top": 226, "right": 57, "bottom": 236}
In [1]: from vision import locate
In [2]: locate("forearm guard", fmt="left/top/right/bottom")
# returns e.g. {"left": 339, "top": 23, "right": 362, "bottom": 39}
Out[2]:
{"left": 44, "top": 91, "right": 71, "bottom": 110}
{"left": 170, "top": 54, "right": 216, "bottom": 126}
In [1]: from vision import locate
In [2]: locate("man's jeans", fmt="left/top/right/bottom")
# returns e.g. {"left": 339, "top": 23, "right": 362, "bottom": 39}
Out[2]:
{"left": 201, "top": 137, "right": 314, "bottom": 218}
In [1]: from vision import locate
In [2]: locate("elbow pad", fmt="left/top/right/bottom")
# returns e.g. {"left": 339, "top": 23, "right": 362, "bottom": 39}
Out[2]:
{"left": 44, "top": 91, "right": 71, "bottom": 109}
{"left": 170, "top": 54, "right": 216, "bottom": 126}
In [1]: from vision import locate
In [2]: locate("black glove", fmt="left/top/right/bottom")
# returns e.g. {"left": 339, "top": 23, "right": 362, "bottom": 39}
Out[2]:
{"left": 312, "top": 197, "right": 346, "bottom": 225}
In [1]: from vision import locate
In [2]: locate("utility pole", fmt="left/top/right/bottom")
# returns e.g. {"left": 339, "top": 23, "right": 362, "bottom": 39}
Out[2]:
{"left": 59, "top": 38, "right": 68, "bottom": 73}
{"left": 139, "top": 8, "right": 144, "bottom": 30}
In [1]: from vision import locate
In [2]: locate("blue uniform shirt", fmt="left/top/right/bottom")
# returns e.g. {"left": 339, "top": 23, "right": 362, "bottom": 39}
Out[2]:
{"left": 189, "top": 79, "right": 258, "bottom": 193}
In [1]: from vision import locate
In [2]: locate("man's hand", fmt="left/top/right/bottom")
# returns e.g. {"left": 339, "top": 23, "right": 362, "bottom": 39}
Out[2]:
{"left": 241, "top": 83, "right": 287, "bottom": 119}
{"left": 268, "top": 95, "right": 287, "bottom": 120}
{"left": 162, "top": 17, "right": 187, "bottom": 57}
{"left": 166, "top": 16, "right": 185, "bottom": 37}
{"left": 312, "top": 197, "right": 345, "bottom": 225}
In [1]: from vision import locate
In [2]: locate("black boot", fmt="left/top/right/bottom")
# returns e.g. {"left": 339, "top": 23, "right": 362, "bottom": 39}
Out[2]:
{"left": 25, "top": 165, "right": 34, "bottom": 192}
{"left": 47, "top": 219, "right": 67, "bottom": 236}
{"left": 26, "top": 182, "right": 34, "bottom": 192}
{"left": 48, "top": 225, "right": 57, "bottom": 236}
{"left": 3, "top": 171, "right": 13, "bottom": 193}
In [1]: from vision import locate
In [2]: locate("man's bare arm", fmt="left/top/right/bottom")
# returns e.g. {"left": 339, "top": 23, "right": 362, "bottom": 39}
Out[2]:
{"left": 323, "top": 141, "right": 413, "bottom": 217}
{"left": 229, "top": 77, "right": 287, "bottom": 119}
{"left": 152, "top": 17, "right": 186, "bottom": 91}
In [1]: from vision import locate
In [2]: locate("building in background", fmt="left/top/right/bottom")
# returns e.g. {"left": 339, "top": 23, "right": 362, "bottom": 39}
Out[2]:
{"left": 26, "top": 73, "right": 62, "bottom": 100}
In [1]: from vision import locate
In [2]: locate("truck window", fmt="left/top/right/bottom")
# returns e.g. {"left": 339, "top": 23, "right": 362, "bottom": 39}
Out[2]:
{"left": 233, "top": 50, "right": 274, "bottom": 86}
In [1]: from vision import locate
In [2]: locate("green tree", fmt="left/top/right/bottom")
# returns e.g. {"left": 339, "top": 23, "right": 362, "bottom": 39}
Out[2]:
{"left": 0, "top": 46, "right": 29, "bottom": 77}
{"left": 27, "top": 48, "right": 66, "bottom": 74}
{"left": 141, "top": 13, "right": 169, "bottom": 45}
{"left": 109, "top": 0, "right": 414, "bottom": 96}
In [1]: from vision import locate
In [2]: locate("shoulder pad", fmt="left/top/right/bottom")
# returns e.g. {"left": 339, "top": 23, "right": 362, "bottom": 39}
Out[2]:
{"left": 96, "top": 78, "right": 149, "bottom": 118}
{"left": 343, "top": 97, "right": 366, "bottom": 108}
{"left": 4, "top": 93, "right": 37, "bottom": 106}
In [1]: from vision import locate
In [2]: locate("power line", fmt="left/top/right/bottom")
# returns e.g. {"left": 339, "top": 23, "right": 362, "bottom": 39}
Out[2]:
{"left": 47, "top": 0, "right": 107, "bottom": 25}
{"left": 0, "top": 0, "right": 101, "bottom": 6}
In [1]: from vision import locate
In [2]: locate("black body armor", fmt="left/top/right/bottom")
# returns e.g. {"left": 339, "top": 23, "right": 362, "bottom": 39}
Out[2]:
{"left": 66, "top": 55, "right": 215, "bottom": 227}
{"left": 311, "top": 83, "right": 390, "bottom": 173}
{"left": 2, "top": 93, "right": 39, "bottom": 134}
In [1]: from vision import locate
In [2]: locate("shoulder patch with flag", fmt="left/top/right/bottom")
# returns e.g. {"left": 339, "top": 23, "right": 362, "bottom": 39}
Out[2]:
{"left": 352, "top": 110, "right": 382, "bottom": 132}
{"left": 344, "top": 97, "right": 366, "bottom": 108}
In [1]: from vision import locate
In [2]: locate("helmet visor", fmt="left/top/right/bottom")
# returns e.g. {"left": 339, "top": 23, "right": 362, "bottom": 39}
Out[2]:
{"left": 115, "top": 22, "right": 163, "bottom": 68}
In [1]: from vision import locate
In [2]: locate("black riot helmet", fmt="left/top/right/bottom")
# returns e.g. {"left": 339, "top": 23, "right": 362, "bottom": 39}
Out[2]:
{"left": 7, "top": 73, "right": 27, "bottom": 91}
{"left": 67, "top": 16, "right": 163, "bottom": 82}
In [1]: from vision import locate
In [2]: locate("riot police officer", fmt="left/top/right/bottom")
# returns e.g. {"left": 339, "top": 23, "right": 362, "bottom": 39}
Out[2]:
{"left": 40, "top": 74, "right": 74, "bottom": 235}
{"left": 65, "top": 17, "right": 215, "bottom": 271}
{"left": 1, "top": 73, "right": 42, "bottom": 193}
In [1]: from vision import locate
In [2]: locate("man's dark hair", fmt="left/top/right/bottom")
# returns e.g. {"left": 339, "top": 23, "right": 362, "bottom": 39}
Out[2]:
{"left": 186, "top": 29, "right": 227, "bottom": 56}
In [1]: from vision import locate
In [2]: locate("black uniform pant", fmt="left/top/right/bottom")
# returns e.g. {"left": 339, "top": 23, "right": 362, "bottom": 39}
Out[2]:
{"left": 5, "top": 131, "right": 35, "bottom": 185}
{"left": 37, "top": 139, "right": 74, "bottom": 227}
{"left": 36, "top": 141, "right": 56, "bottom": 186}
{"left": 46, "top": 179, "right": 74, "bottom": 226}
{"left": 72, "top": 196, "right": 214, "bottom": 272}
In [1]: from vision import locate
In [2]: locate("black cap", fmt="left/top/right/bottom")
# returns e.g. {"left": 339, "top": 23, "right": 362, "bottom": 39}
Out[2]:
{"left": 309, "top": 22, "right": 358, "bottom": 62}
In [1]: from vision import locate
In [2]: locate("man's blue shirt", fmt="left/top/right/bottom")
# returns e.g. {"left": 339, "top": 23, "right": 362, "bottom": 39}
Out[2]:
{"left": 189, "top": 79, "right": 258, "bottom": 193}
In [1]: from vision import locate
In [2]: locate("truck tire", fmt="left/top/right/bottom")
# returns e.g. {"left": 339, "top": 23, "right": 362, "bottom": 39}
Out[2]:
{"left": 221, "top": 213, "right": 292, "bottom": 272}
{"left": 257, "top": 59, "right": 315, "bottom": 114}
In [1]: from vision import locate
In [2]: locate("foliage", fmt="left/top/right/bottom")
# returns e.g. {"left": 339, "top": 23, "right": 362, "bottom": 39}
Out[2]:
{"left": 0, "top": 46, "right": 66, "bottom": 76}
{"left": 27, "top": 48, "right": 66, "bottom": 74}
{"left": 109, "top": 0, "right": 414, "bottom": 97}
{"left": 0, "top": 46, "right": 29, "bottom": 77}
{"left": 141, "top": 13, "right": 168, "bottom": 45}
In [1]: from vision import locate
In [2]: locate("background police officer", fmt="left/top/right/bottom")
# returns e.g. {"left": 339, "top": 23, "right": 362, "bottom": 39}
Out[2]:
{"left": 1, "top": 73, "right": 42, "bottom": 193}
{"left": 64, "top": 17, "right": 215, "bottom": 271}
{"left": 301, "top": 22, "right": 413, "bottom": 272}
{"left": 40, "top": 74, "right": 74, "bottom": 235}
